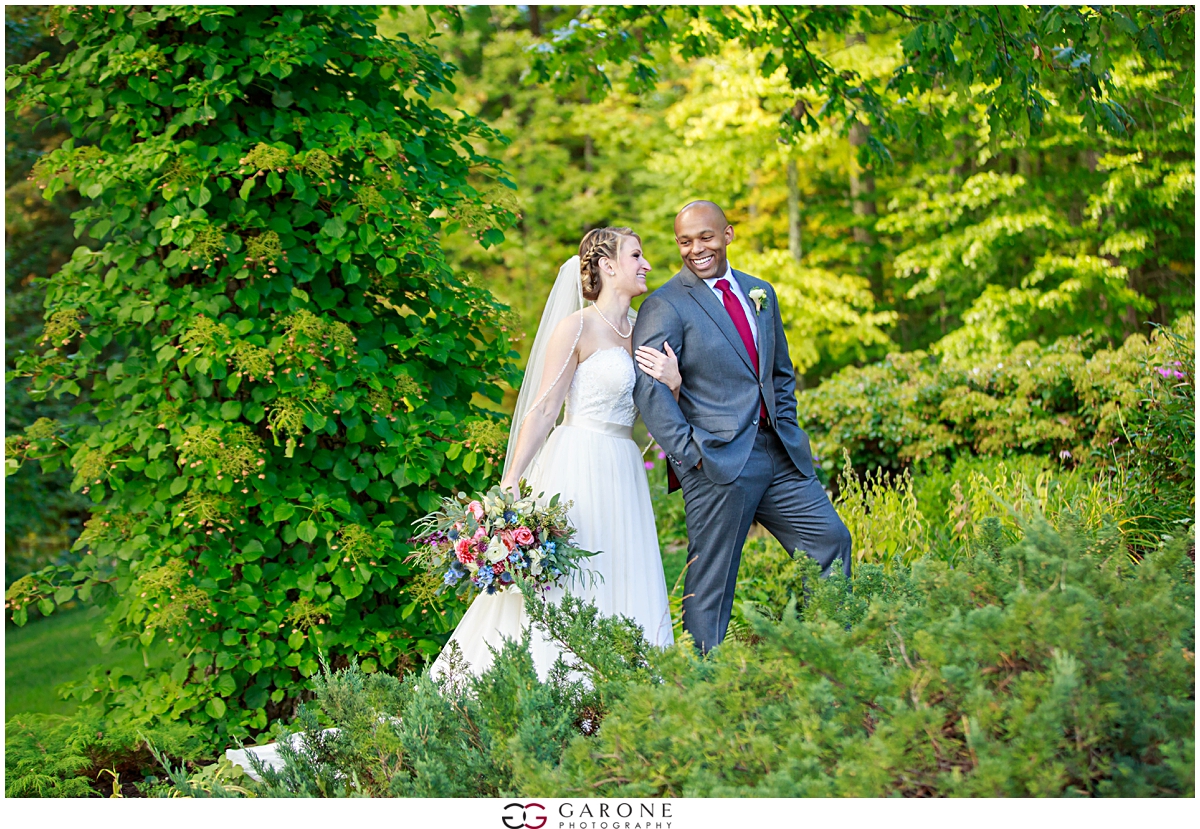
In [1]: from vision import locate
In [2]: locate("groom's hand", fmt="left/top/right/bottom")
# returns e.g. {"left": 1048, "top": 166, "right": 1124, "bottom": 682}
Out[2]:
{"left": 695, "top": 459, "right": 702, "bottom": 469}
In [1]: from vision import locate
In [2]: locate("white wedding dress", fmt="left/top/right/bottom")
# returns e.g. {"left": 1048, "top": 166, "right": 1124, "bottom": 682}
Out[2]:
{"left": 430, "top": 346, "right": 674, "bottom": 680}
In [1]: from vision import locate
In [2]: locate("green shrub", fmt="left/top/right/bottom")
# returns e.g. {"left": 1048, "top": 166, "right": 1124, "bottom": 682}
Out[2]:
{"left": 525, "top": 530, "right": 1195, "bottom": 797}
{"left": 5, "top": 709, "right": 201, "bottom": 797}
{"left": 190, "top": 520, "right": 1194, "bottom": 798}
{"left": 1101, "top": 320, "right": 1195, "bottom": 549}
{"left": 4, "top": 6, "right": 516, "bottom": 748}
{"left": 797, "top": 317, "right": 1192, "bottom": 478}
{"left": 190, "top": 591, "right": 656, "bottom": 798}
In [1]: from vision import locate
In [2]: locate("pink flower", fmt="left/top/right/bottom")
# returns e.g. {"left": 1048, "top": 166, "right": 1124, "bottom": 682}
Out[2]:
{"left": 644, "top": 461, "right": 655, "bottom": 470}
{"left": 500, "top": 530, "right": 517, "bottom": 551}
{"left": 513, "top": 526, "right": 535, "bottom": 547}
{"left": 454, "top": 537, "right": 473, "bottom": 563}
{"left": 468, "top": 500, "right": 484, "bottom": 520}
{"left": 473, "top": 526, "right": 487, "bottom": 540}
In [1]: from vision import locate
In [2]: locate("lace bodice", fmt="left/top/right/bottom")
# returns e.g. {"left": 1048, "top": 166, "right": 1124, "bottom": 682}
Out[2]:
{"left": 564, "top": 347, "right": 637, "bottom": 427}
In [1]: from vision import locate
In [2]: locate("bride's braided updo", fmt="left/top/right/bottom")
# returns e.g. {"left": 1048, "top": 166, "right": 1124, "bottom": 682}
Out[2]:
{"left": 578, "top": 226, "right": 640, "bottom": 301}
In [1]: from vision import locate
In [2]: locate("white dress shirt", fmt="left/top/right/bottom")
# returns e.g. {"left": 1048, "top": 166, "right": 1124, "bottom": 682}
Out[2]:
{"left": 703, "top": 262, "right": 758, "bottom": 349}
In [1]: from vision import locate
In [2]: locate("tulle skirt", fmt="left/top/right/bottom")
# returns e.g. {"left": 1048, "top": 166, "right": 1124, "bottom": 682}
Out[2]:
{"left": 429, "top": 418, "right": 673, "bottom": 680}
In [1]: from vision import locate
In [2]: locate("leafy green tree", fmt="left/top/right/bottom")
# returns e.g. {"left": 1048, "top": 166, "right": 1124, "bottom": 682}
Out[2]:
{"left": 531, "top": 5, "right": 1194, "bottom": 152}
{"left": 390, "top": 8, "right": 897, "bottom": 382}
{"left": 5, "top": 5, "right": 516, "bottom": 746}
{"left": 4, "top": 7, "right": 92, "bottom": 585}
{"left": 527, "top": 6, "right": 1194, "bottom": 357}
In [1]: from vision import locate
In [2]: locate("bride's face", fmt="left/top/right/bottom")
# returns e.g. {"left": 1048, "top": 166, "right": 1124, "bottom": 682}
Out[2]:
{"left": 602, "top": 239, "right": 652, "bottom": 298}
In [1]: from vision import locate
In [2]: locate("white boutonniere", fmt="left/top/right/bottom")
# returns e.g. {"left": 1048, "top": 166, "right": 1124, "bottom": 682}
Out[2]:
{"left": 748, "top": 287, "right": 767, "bottom": 315}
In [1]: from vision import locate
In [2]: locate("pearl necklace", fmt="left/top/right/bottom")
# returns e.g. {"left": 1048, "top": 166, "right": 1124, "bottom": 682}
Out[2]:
{"left": 593, "top": 304, "right": 631, "bottom": 339}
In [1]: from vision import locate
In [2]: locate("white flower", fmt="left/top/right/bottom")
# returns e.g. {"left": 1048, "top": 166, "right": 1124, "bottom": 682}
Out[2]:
{"left": 483, "top": 494, "right": 505, "bottom": 518}
{"left": 485, "top": 534, "right": 508, "bottom": 564}
{"left": 528, "top": 545, "right": 545, "bottom": 575}
{"left": 748, "top": 287, "right": 767, "bottom": 314}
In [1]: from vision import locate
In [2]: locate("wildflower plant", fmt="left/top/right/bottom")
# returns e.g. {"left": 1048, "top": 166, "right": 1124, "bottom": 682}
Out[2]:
{"left": 4, "top": 6, "right": 518, "bottom": 747}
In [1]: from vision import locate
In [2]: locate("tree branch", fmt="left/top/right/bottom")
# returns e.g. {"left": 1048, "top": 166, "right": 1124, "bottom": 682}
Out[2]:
{"left": 773, "top": 6, "right": 822, "bottom": 80}
{"left": 884, "top": 5, "right": 933, "bottom": 24}
{"left": 994, "top": 5, "right": 1012, "bottom": 66}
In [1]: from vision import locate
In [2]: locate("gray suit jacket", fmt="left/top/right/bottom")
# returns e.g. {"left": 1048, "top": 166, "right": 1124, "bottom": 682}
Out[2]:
{"left": 633, "top": 265, "right": 816, "bottom": 485}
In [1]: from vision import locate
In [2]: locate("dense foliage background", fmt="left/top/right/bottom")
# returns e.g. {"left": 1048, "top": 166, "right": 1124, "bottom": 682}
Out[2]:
{"left": 5, "top": 4, "right": 1193, "bottom": 798}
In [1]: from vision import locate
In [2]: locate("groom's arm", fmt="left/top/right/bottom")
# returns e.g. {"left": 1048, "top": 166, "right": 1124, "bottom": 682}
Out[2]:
{"left": 767, "top": 282, "right": 800, "bottom": 430}
{"left": 633, "top": 294, "right": 703, "bottom": 470}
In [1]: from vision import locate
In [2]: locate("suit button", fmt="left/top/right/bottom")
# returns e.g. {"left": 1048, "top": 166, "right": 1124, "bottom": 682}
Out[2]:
{"left": 759, "top": 381, "right": 763, "bottom": 388}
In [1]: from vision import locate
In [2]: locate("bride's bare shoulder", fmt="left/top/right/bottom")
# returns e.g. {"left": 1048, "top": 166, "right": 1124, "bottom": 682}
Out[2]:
{"left": 545, "top": 309, "right": 591, "bottom": 354}
{"left": 550, "top": 309, "right": 588, "bottom": 338}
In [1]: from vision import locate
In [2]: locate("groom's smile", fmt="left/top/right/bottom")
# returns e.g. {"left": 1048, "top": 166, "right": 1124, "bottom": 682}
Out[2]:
{"left": 674, "top": 200, "right": 735, "bottom": 280}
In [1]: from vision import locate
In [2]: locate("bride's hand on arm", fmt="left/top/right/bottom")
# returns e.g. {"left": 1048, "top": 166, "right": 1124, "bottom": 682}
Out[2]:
{"left": 634, "top": 341, "right": 682, "bottom": 402}
{"left": 499, "top": 313, "right": 582, "bottom": 492}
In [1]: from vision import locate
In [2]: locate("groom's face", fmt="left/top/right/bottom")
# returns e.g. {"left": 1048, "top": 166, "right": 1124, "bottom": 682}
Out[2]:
{"left": 674, "top": 206, "right": 734, "bottom": 280}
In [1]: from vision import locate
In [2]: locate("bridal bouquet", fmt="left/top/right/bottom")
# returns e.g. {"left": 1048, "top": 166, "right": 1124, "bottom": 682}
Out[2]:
{"left": 409, "top": 483, "right": 598, "bottom": 596}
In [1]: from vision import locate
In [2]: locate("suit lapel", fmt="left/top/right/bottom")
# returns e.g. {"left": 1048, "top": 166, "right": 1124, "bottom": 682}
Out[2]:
{"left": 679, "top": 266, "right": 756, "bottom": 376}
{"left": 733, "top": 269, "right": 773, "bottom": 387}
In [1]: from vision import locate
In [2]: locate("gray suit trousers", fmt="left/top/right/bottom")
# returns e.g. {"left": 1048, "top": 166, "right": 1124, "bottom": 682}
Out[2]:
{"left": 675, "top": 423, "right": 852, "bottom": 653}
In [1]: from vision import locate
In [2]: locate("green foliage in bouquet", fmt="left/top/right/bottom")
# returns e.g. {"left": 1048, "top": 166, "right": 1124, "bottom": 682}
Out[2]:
{"left": 4, "top": 6, "right": 517, "bottom": 746}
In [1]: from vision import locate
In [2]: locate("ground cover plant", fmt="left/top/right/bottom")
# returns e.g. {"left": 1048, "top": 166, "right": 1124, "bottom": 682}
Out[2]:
{"left": 155, "top": 522, "right": 1195, "bottom": 798}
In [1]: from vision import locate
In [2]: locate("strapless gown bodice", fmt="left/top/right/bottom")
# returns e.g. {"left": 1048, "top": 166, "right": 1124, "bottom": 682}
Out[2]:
{"left": 564, "top": 347, "right": 637, "bottom": 427}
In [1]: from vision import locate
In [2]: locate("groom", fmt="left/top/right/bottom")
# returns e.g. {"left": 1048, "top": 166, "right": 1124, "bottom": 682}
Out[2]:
{"left": 633, "top": 200, "right": 852, "bottom": 653}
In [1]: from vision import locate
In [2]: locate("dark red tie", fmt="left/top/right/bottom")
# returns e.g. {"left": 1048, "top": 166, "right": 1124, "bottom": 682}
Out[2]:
{"left": 715, "top": 278, "right": 768, "bottom": 422}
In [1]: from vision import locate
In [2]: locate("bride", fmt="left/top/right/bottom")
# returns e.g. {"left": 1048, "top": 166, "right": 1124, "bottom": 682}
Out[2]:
{"left": 430, "top": 227, "right": 680, "bottom": 680}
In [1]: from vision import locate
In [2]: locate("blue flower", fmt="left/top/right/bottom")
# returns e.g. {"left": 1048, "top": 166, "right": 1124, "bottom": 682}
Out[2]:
{"left": 447, "top": 528, "right": 459, "bottom": 541}
{"left": 508, "top": 551, "right": 521, "bottom": 564}
{"left": 503, "top": 510, "right": 517, "bottom": 525}
{"left": 499, "top": 571, "right": 514, "bottom": 584}
{"left": 443, "top": 570, "right": 460, "bottom": 585}
{"left": 543, "top": 541, "right": 556, "bottom": 554}
{"left": 477, "top": 567, "right": 494, "bottom": 585}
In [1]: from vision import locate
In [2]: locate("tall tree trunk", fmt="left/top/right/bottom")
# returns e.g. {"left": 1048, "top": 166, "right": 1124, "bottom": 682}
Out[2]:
{"left": 787, "top": 156, "right": 802, "bottom": 263}
{"left": 528, "top": 5, "right": 541, "bottom": 36}
{"left": 849, "top": 117, "right": 881, "bottom": 302}
{"left": 844, "top": 33, "right": 882, "bottom": 299}
{"left": 849, "top": 121, "right": 876, "bottom": 247}
{"left": 747, "top": 169, "right": 763, "bottom": 252}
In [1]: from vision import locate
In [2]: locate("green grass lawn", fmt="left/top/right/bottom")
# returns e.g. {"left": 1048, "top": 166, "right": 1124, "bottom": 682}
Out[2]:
{"left": 5, "top": 606, "right": 147, "bottom": 720}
